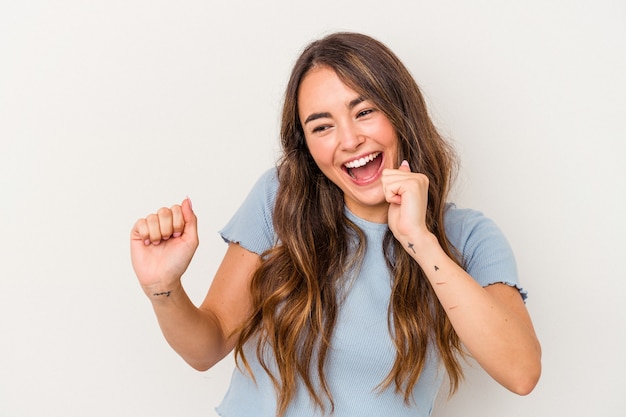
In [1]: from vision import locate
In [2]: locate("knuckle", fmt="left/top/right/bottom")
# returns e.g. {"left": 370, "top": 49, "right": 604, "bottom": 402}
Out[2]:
{"left": 157, "top": 206, "right": 171, "bottom": 217}
{"left": 132, "top": 218, "right": 148, "bottom": 238}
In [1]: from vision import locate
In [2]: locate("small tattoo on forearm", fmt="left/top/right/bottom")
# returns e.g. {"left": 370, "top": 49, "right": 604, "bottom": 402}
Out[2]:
{"left": 407, "top": 242, "right": 416, "bottom": 254}
{"left": 434, "top": 265, "right": 440, "bottom": 271}
{"left": 153, "top": 291, "right": 171, "bottom": 297}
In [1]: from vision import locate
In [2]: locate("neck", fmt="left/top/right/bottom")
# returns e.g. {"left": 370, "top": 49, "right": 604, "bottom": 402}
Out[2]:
{"left": 345, "top": 202, "right": 389, "bottom": 224}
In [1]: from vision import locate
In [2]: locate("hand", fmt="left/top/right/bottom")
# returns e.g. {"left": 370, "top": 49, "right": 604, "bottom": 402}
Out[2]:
{"left": 382, "top": 160, "right": 431, "bottom": 248}
{"left": 130, "top": 198, "right": 198, "bottom": 295}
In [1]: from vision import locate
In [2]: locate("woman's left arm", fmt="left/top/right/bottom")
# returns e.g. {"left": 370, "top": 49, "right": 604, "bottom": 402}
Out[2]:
{"left": 408, "top": 237, "right": 541, "bottom": 395}
{"left": 383, "top": 162, "right": 541, "bottom": 395}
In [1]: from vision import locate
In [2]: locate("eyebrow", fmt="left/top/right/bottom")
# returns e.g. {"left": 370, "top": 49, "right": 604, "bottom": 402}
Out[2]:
{"left": 304, "top": 112, "right": 331, "bottom": 125}
{"left": 303, "top": 96, "right": 366, "bottom": 125}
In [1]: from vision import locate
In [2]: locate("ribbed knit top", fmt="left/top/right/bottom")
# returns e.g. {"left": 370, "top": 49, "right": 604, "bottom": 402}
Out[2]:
{"left": 216, "top": 168, "right": 524, "bottom": 417}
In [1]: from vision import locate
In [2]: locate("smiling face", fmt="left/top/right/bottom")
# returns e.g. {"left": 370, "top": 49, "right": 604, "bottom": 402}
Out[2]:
{"left": 298, "top": 66, "right": 399, "bottom": 223}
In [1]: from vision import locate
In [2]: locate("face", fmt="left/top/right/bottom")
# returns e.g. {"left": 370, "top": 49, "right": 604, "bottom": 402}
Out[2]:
{"left": 298, "top": 66, "right": 399, "bottom": 223}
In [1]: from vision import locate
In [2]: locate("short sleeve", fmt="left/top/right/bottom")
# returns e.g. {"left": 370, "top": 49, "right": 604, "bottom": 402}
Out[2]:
{"left": 219, "top": 168, "right": 279, "bottom": 255}
{"left": 444, "top": 204, "right": 527, "bottom": 301}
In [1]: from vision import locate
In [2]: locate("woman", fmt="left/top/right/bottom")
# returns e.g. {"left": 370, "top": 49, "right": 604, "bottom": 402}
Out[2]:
{"left": 131, "top": 32, "right": 541, "bottom": 417}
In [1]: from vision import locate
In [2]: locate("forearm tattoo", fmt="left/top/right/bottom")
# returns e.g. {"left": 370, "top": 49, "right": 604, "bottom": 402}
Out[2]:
{"left": 153, "top": 291, "right": 171, "bottom": 297}
{"left": 407, "top": 242, "right": 416, "bottom": 254}
{"left": 407, "top": 241, "right": 440, "bottom": 272}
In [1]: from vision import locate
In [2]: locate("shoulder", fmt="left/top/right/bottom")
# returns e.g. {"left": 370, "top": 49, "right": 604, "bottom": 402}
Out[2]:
{"left": 443, "top": 203, "right": 505, "bottom": 251}
{"left": 218, "top": 167, "right": 279, "bottom": 255}
{"left": 240, "top": 167, "right": 279, "bottom": 216}
{"left": 443, "top": 203, "right": 520, "bottom": 290}
{"left": 249, "top": 166, "right": 279, "bottom": 198}
{"left": 257, "top": 166, "right": 279, "bottom": 189}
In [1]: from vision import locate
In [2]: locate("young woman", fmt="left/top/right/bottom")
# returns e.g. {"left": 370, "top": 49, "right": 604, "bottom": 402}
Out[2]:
{"left": 130, "top": 32, "right": 541, "bottom": 417}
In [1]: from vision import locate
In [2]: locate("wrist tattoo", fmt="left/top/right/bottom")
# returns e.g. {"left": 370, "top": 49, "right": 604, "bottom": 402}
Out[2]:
{"left": 407, "top": 242, "right": 416, "bottom": 254}
{"left": 153, "top": 291, "right": 171, "bottom": 297}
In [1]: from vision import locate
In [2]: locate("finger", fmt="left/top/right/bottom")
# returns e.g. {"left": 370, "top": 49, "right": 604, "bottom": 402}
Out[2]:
{"left": 131, "top": 218, "right": 152, "bottom": 246}
{"left": 170, "top": 204, "right": 184, "bottom": 238}
{"left": 181, "top": 197, "right": 197, "bottom": 232}
{"left": 398, "top": 159, "right": 411, "bottom": 172}
{"left": 383, "top": 178, "right": 404, "bottom": 205}
{"left": 175, "top": 197, "right": 198, "bottom": 245}
{"left": 157, "top": 207, "right": 174, "bottom": 240}
{"left": 385, "top": 192, "right": 403, "bottom": 205}
{"left": 146, "top": 213, "right": 164, "bottom": 245}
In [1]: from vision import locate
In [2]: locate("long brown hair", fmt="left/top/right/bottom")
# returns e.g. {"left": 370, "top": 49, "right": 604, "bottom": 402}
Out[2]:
{"left": 235, "top": 32, "right": 463, "bottom": 416}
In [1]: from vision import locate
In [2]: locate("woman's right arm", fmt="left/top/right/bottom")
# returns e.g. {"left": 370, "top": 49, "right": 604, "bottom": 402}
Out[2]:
{"left": 130, "top": 198, "right": 258, "bottom": 371}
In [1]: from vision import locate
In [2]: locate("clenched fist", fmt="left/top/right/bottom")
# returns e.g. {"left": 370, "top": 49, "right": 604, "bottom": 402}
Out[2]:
{"left": 130, "top": 198, "right": 199, "bottom": 297}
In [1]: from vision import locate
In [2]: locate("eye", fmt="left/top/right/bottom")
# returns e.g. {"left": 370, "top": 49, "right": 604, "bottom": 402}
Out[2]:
{"left": 311, "top": 124, "right": 331, "bottom": 134}
{"left": 356, "top": 108, "right": 374, "bottom": 118}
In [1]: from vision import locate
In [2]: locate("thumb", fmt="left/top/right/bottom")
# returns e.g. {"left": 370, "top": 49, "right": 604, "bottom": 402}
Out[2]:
{"left": 399, "top": 159, "right": 411, "bottom": 172}
{"left": 181, "top": 196, "right": 197, "bottom": 233}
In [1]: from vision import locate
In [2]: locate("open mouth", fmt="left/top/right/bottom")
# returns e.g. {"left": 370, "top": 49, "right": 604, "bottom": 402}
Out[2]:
{"left": 344, "top": 152, "right": 383, "bottom": 181}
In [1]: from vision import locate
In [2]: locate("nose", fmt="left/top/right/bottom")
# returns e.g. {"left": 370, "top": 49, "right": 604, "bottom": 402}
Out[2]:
{"left": 338, "top": 122, "right": 364, "bottom": 151}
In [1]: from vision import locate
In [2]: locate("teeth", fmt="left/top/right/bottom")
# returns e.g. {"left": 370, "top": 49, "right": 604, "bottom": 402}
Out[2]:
{"left": 344, "top": 152, "right": 381, "bottom": 169}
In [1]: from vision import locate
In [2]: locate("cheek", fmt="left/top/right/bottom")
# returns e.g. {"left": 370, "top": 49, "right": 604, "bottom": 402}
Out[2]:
{"left": 381, "top": 127, "right": 400, "bottom": 160}
{"left": 306, "top": 139, "right": 333, "bottom": 167}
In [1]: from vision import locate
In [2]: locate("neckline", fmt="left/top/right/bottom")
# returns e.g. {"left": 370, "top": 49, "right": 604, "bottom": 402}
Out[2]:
{"left": 344, "top": 207, "right": 389, "bottom": 233}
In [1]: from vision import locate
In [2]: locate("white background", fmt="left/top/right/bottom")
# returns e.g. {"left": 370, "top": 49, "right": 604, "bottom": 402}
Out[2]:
{"left": 1, "top": 1, "right": 624, "bottom": 416}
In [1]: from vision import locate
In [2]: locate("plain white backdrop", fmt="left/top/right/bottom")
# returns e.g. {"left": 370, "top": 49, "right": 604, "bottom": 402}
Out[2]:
{"left": 1, "top": 1, "right": 624, "bottom": 416}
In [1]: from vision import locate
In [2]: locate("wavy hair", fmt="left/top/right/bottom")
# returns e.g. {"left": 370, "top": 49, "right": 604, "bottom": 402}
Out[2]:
{"left": 235, "top": 32, "right": 464, "bottom": 416}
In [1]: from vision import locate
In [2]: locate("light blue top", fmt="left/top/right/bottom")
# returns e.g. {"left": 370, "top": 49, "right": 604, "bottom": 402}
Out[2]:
{"left": 216, "top": 168, "right": 524, "bottom": 417}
